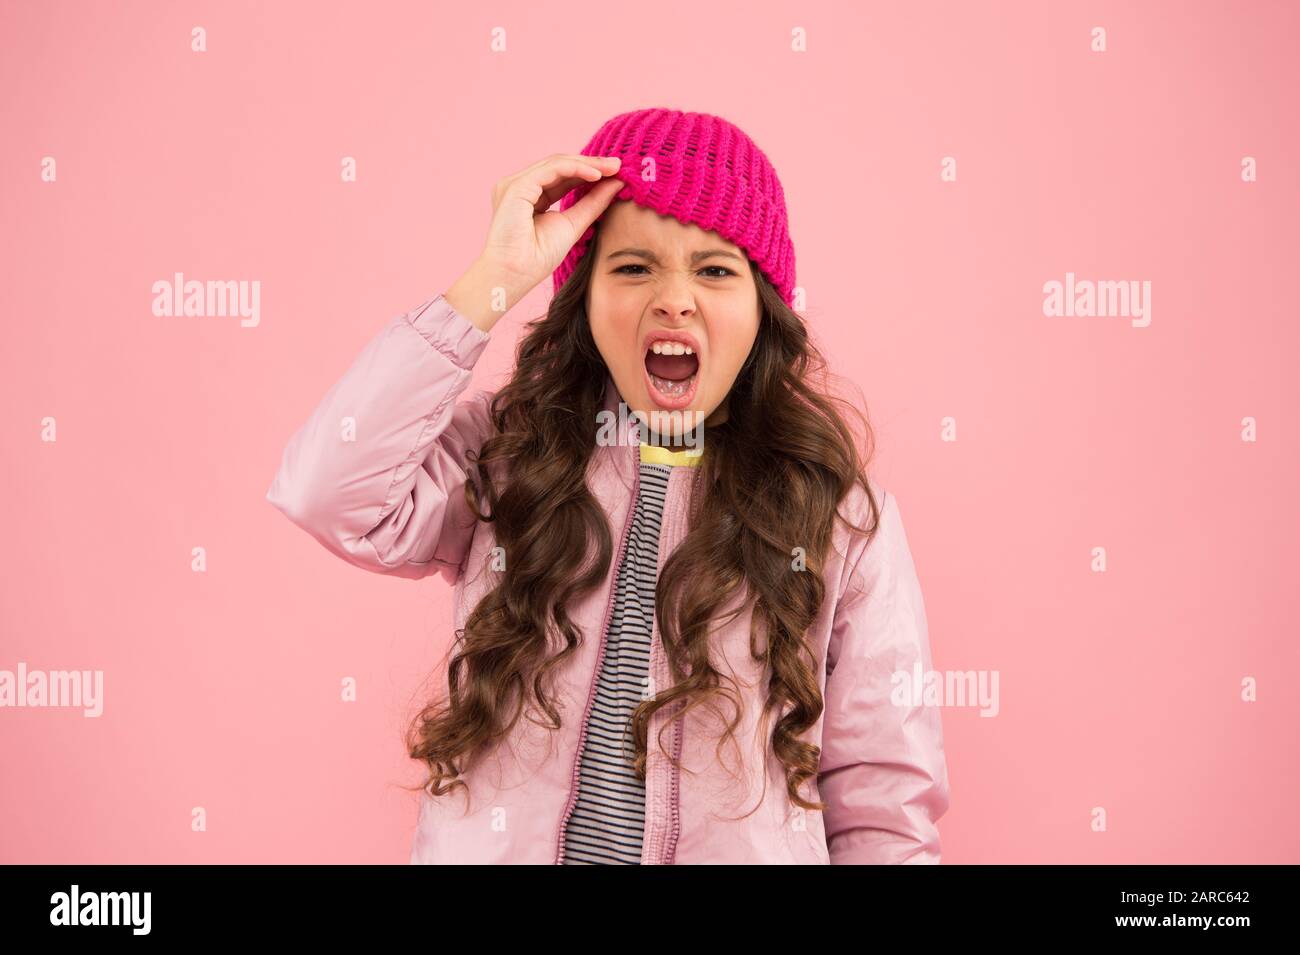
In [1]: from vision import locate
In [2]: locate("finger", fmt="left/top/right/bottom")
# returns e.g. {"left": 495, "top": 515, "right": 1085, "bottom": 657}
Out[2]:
{"left": 495, "top": 158, "right": 605, "bottom": 214}
{"left": 496, "top": 176, "right": 585, "bottom": 220}
{"left": 516, "top": 157, "right": 616, "bottom": 213}
{"left": 535, "top": 167, "right": 614, "bottom": 211}
{"left": 530, "top": 157, "right": 607, "bottom": 194}
{"left": 557, "top": 176, "right": 626, "bottom": 239}
{"left": 500, "top": 153, "right": 619, "bottom": 194}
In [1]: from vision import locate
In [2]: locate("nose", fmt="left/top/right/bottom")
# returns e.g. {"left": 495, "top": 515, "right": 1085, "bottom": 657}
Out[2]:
{"left": 651, "top": 290, "right": 696, "bottom": 325}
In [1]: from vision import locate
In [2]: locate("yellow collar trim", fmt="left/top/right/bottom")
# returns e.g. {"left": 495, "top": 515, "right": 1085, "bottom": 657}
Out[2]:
{"left": 639, "top": 442, "right": 705, "bottom": 468}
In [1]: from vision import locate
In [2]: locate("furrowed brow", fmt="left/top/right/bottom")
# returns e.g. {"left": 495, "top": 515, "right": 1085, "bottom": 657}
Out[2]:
{"left": 607, "top": 247, "right": 745, "bottom": 264}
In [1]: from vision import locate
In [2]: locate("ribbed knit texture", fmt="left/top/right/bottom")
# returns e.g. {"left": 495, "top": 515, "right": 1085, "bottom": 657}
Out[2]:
{"left": 553, "top": 108, "right": 796, "bottom": 306}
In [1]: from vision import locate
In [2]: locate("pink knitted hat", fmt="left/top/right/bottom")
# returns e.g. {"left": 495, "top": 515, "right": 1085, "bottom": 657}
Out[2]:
{"left": 552, "top": 107, "right": 797, "bottom": 306}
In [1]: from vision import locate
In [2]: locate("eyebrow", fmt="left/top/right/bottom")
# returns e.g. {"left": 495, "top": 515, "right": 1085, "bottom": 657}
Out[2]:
{"left": 606, "top": 247, "right": 745, "bottom": 265}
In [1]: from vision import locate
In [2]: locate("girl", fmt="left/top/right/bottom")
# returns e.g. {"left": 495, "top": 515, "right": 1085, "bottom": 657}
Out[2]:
{"left": 267, "top": 107, "right": 950, "bottom": 864}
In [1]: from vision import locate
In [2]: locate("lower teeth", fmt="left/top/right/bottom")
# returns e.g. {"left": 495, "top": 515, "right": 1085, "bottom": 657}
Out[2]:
{"left": 650, "top": 372, "right": 693, "bottom": 398}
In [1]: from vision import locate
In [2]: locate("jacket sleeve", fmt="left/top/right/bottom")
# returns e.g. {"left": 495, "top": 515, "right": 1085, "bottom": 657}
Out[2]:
{"left": 265, "top": 293, "right": 495, "bottom": 584}
{"left": 817, "top": 490, "right": 951, "bottom": 864}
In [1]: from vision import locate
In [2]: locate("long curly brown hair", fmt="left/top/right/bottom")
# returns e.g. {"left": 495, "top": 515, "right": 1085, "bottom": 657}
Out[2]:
{"left": 405, "top": 237, "right": 881, "bottom": 815}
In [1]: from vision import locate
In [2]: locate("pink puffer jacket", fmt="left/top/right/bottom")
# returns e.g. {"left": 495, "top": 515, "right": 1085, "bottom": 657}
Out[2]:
{"left": 266, "top": 293, "right": 951, "bottom": 864}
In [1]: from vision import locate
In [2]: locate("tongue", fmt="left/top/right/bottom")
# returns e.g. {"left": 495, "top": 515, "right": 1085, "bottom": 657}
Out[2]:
{"left": 645, "top": 351, "right": 699, "bottom": 381}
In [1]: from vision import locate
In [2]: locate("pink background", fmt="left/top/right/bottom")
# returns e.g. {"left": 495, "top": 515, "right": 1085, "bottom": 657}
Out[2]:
{"left": 2, "top": 0, "right": 1297, "bottom": 863}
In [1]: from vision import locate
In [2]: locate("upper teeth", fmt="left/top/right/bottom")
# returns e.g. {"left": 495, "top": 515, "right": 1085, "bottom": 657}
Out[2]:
{"left": 651, "top": 342, "right": 693, "bottom": 355}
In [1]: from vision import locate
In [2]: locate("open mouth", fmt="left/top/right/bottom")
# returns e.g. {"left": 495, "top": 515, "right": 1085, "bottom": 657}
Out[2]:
{"left": 643, "top": 340, "right": 700, "bottom": 409}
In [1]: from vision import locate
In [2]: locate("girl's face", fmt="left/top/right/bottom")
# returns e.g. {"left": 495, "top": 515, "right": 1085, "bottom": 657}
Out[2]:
{"left": 586, "top": 200, "right": 761, "bottom": 443}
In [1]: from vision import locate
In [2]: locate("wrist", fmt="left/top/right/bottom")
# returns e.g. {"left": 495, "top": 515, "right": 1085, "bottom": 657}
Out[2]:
{"left": 444, "top": 258, "right": 531, "bottom": 333}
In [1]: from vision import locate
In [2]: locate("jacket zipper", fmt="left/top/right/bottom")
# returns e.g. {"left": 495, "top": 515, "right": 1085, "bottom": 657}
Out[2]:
{"left": 554, "top": 438, "right": 640, "bottom": 864}
{"left": 661, "top": 704, "right": 684, "bottom": 863}
{"left": 659, "top": 465, "right": 699, "bottom": 864}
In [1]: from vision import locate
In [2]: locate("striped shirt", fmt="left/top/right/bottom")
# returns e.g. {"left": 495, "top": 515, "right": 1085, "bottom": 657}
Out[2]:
{"left": 561, "top": 441, "right": 704, "bottom": 865}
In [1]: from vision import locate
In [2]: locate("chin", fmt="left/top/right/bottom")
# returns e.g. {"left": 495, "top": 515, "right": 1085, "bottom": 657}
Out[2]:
{"left": 637, "top": 390, "right": 713, "bottom": 440}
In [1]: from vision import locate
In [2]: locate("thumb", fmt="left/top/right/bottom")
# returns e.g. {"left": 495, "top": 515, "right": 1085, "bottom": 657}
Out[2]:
{"left": 560, "top": 176, "right": 625, "bottom": 240}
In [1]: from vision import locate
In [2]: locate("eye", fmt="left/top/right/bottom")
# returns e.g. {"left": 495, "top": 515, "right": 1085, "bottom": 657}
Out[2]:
{"left": 612, "top": 264, "right": 737, "bottom": 278}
